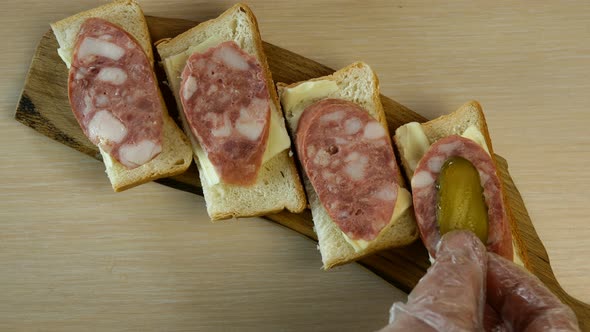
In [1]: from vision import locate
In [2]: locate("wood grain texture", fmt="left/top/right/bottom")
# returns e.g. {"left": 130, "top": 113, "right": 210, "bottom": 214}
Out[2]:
{"left": 12, "top": 15, "right": 589, "bottom": 329}
{"left": 3, "top": 1, "right": 590, "bottom": 330}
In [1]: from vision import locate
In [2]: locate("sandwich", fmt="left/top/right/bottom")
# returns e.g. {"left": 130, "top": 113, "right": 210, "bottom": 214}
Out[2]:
{"left": 156, "top": 3, "right": 307, "bottom": 220}
{"left": 278, "top": 62, "right": 419, "bottom": 269}
{"left": 50, "top": 0, "right": 193, "bottom": 192}
{"left": 394, "top": 101, "right": 523, "bottom": 264}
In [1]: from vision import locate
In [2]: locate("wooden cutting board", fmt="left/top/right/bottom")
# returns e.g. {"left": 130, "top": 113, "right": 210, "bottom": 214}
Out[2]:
{"left": 14, "top": 15, "right": 589, "bottom": 329}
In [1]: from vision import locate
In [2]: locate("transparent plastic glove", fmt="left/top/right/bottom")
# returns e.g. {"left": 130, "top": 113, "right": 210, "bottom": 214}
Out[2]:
{"left": 485, "top": 253, "right": 580, "bottom": 332}
{"left": 378, "top": 230, "right": 487, "bottom": 332}
{"left": 378, "top": 230, "right": 581, "bottom": 332}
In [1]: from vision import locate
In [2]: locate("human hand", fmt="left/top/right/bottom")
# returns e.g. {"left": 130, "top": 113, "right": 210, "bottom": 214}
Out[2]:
{"left": 378, "top": 230, "right": 580, "bottom": 332}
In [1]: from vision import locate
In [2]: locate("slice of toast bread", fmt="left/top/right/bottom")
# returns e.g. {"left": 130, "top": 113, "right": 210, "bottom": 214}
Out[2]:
{"left": 278, "top": 62, "right": 419, "bottom": 269}
{"left": 394, "top": 101, "right": 526, "bottom": 267}
{"left": 156, "top": 3, "right": 306, "bottom": 220}
{"left": 51, "top": 0, "right": 192, "bottom": 192}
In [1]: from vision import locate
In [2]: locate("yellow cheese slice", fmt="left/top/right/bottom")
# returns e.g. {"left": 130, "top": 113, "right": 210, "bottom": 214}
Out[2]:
{"left": 342, "top": 187, "right": 412, "bottom": 252}
{"left": 281, "top": 80, "right": 413, "bottom": 252}
{"left": 461, "top": 125, "right": 490, "bottom": 155}
{"left": 395, "top": 122, "right": 431, "bottom": 178}
{"left": 397, "top": 122, "right": 491, "bottom": 177}
{"left": 281, "top": 80, "right": 339, "bottom": 129}
{"left": 163, "top": 36, "right": 291, "bottom": 186}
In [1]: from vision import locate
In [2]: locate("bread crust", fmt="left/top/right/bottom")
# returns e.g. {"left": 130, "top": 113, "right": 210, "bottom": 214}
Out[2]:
{"left": 394, "top": 101, "right": 528, "bottom": 267}
{"left": 156, "top": 3, "right": 307, "bottom": 220}
{"left": 50, "top": 0, "right": 193, "bottom": 192}
{"left": 279, "top": 62, "right": 419, "bottom": 269}
{"left": 50, "top": 0, "right": 153, "bottom": 66}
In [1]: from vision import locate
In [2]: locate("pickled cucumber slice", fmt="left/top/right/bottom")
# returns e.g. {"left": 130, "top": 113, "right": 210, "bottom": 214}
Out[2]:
{"left": 436, "top": 157, "right": 488, "bottom": 243}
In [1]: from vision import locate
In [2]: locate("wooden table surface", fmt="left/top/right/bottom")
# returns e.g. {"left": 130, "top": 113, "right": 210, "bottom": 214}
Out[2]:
{"left": 1, "top": 0, "right": 589, "bottom": 330}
